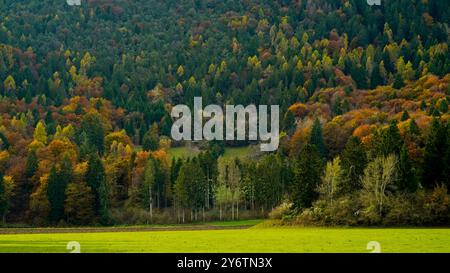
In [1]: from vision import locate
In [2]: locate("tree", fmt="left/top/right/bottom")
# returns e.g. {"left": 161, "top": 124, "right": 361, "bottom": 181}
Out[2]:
{"left": 79, "top": 112, "right": 105, "bottom": 154}
{"left": 291, "top": 144, "right": 323, "bottom": 209}
{"left": 143, "top": 157, "right": 156, "bottom": 222}
{"left": 423, "top": 118, "right": 449, "bottom": 188}
{"left": 85, "top": 152, "right": 109, "bottom": 223}
{"left": 47, "top": 156, "right": 73, "bottom": 223}
{"left": 253, "top": 154, "right": 283, "bottom": 211}
{"left": 142, "top": 123, "right": 159, "bottom": 151}
{"left": 33, "top": 121, "right": 48, "bottom": 145}
{"left": 361, "top": 155, "right": 398, "bottom": 219}
{"left": 25, "top": 151, "right": 38, "bottom": 180}
{"left": 340, "top": 136, "right": 368, "bottom": 195}
{"left": 65, "top": 181, "right": 95, "bottom": 225}
{"left": 217, "top": 159, "right": 242, "bottom": 220}
{"left": 3, "top": 75, "right": 16, "bottom": 93}
{"left": 397, "top": 145, "right": 419, "bottom": 192}
{"left": 0, "top": 172, "right": 8, "bottom": 224}
{"left": 215, "top": 183, "right": 232, "bottom": 221}
{"left": 401, "top": 110, "right": 410, "bottom": 121}
{"left": 174, "top": 160, "right": 206, "bottom": 222}
{"left": 375, "top": 121, "right": 403, "bottom": 156}
{"left": 198, "top": 151, "right": 218, "bottom": 209}
{"left": 319, "top": 157, "right": 343, "bottom": 205}
{"left": 309, "top": 118, "right": 327, "bottom": 159}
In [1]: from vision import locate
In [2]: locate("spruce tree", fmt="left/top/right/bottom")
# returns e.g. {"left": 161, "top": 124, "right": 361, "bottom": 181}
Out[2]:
{"left": 397, "top": 145, "right": 418, "bottom": 192}
{"left": 309, "top": 118, "right": 327, "bottom": 159}
{"left": 291, "top": 144, "right": 323, "bottom": 209}
{"left": 340, "top": 136, "right": 368, "bottom": 194}
{"left": 85, "top": 152, "right": 109, "bottom": 223}
{"left": 423, "top": 118, "right": 449, "bottom": 188}
{"left": 47, "top": 156, "right": 72, "bottom": 223}
{"left": 376, "top": 121, "right": 403, "bottom": 156}
{"left": 0, "top": 172, "right": 7, "bottom": 224}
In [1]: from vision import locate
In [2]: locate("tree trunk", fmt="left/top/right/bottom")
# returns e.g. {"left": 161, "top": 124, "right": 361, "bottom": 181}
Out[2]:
{"left": 231, "top": 202, "right": 234, "bottom": 220}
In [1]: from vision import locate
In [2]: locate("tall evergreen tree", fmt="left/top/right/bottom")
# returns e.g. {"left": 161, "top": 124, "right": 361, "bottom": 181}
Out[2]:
{"left": 375, "top": 121, "right": 403, "bottom": 156}
{"left": 47, "top": 156, "right": 72, "bottom": 223}
{"left": 0, "top": 172, "right": 8, "bottom": 224}
{"left": 340, "top": 136, "right": 368, "bottom": 194}
{"left": 309, "top": 118, "right": 327, "bottom": 159}
{"left": 79, "top": 113, "right": 105, "bottom": 154}
{"left": 397, "top": 145, "right": 419, "bottom": 192}
{"left": 291, "top": 144, "right": 323, "bottom": 209}
{"left": 85, "top": 153, "right": 109, "bottom": 223}
{"left": 423, "top": 118, "right": 449, "bottom": 188}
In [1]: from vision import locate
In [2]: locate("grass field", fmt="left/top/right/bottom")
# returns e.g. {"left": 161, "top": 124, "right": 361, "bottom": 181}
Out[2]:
{"left": 168, "top": 146, "right": 252, "bottom": 161}
{"left": 0, "top": 222, "right": 449, "bottom": 253}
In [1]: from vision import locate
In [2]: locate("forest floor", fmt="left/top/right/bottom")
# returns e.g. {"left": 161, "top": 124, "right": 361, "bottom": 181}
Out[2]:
{"left": 0, "top": 220, "right": 449, "bottom": 253}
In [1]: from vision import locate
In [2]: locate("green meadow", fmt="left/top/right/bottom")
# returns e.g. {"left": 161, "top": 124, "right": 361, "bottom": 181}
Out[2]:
{"left": 0, "top": 223, "right": 449, "bottom": 253}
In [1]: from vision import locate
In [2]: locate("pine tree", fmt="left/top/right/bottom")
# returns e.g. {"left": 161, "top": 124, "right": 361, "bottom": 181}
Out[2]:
{"left": 423, "top": 118, "right": 449, "bottom": 188}
{"left": 309, "top": 118, "right": 327, "bottom": 159}
{"left": 401, "top": 110, "right": 410, "bottom": 121}
{"left": 375, "top": 121, "right": 403, "bottom": 156}
{"left": 47, "top": 156, "right": 72, "bottom": 223}
{"left": 85, "top": 152, "right": 109, "bottom": 223}
{"left": 25, "top": 150, "right": 38, "bottom": 180}
{"left": 142, "top": 123, "right": 159, "bottom": 151}
{"left": 340, "top": 136, "right": 368, "bottom": 195}
{"left": 291, "top": 144, "right": 323, "bottom": 209}
{"left": 408, "top": 119, "right": 420, "bottom": 135}
{"left": 397, "top": 145, "right": 418, "bottom": 192}
{"left": 0, "top": 172, "right": 7, "bottom": 224}
{"left": 79, "top": 112, "right": 105, "bottom": 154}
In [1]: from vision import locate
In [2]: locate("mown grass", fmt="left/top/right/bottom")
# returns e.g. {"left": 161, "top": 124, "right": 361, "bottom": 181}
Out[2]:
{"left": 0, "top": 226, "right": 449, "bottom": 253}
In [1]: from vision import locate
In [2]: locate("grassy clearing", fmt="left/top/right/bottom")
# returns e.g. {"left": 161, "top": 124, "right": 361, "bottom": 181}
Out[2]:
{"left": 0, "top": 226, "right": 449, "bottom": 253}
{"left": 168, "top": 146, "right": 252, "bottom": 161}
{"left": 220, "top": 146, "right": 252, "bottom": 161}
{"left": 167, "top": 146, "right": 200, "bottom": 159}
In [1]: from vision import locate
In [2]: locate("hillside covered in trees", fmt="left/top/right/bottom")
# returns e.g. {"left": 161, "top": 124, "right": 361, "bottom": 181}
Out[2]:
{"left": 0, "top": 0, "right": 449, "bottom": 226}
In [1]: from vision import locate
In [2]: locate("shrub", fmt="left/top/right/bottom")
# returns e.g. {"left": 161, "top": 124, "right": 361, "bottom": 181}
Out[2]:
{"left": 268, "top": 202, "right": 293, "bottom": 220}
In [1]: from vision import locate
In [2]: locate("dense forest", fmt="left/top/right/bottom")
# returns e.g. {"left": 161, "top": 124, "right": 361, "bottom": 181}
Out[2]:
{"left": 0, "top": 0, "right": 449, "bottom": 226}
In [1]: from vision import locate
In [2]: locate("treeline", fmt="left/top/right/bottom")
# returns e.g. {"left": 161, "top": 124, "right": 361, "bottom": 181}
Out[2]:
{"left": 0, "top": 0, "right": 449, "bottom": 226}
{"left": 0, "top": 111, "right": 449, "bottom": 226}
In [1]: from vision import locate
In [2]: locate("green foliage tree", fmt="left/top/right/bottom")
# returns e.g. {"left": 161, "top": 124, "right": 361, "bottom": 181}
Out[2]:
{"left": 65, "top": 181, "right": 95, "bottom": 225}
{"left": 397, "top": 145, "right": 419, "bottom": 192}
{"left": 291, "top": 144, "right": 323, "bottom": 209}
{"left": 142, "top": 123, "right": 159, "bottom": 151}
{"left": 340, "top": 136, "right": 368, "bottom": 195}
{"left": 423, "top": 118, "right": 449, "bottom": 188}
{"left": 309, "top": 118, "right": 327, "bottom": 159}
{"left": 47, "top": 156, "right": 72, "bottom": 223}
{"left": 0, "top": 172, "right": 8, "bottom": 224}
{"left": 86, "top": 152, "right": 109, "bottom": 223}
{"left": 79, "top": 113, "right": 105, "bottom": 154}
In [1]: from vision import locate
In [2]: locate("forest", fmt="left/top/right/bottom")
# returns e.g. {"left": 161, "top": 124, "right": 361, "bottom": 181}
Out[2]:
{"left": 0, "top": 0, "right": 449, "bottom": 227}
